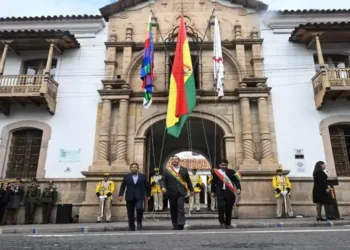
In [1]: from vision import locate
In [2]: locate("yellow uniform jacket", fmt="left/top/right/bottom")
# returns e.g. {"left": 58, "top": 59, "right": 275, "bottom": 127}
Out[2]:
{"left": 190, "top": 175, "right": 203, "bottom": 193}
{"left": 150, "top": 175, "right": 162, "bottom": 194}
{"left": 272, "top": 175, "right": 291, "bottom": 198}
{"left": 95, "top": 180, "right": 115, "bottom": 200}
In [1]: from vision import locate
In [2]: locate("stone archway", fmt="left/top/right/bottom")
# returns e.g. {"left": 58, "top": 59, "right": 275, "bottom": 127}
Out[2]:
{"left": 134, "top": 111, "right": 235, "bottom": 177}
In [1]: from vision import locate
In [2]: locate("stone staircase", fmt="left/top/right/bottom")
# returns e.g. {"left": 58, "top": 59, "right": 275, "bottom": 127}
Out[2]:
{"left": 144, "top": 209, "right": 218, "bottom": 220}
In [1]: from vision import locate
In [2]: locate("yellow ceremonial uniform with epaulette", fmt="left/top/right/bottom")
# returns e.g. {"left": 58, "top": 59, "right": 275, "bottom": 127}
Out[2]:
{"left": 272, "top": 168, "right": 294, "bottom": 218}
{"left": 208, "top": 175, "right": 216, "bottom": 211}
{"left": 150, "top": 174, "right": 163, "bottom": 211}
{"left": 95, "top": 175, "right": 115, "bottom": 222}
{"left": 189, "top": 174, "right": 202, "bottom": 212}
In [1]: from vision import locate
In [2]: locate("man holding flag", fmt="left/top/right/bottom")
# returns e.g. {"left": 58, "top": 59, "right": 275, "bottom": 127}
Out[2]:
{"left": 211, "top": 159, "right": 241, "bottom": 229}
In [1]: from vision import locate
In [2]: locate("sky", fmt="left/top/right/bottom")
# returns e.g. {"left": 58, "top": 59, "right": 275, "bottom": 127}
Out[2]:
{"left": 0, "top": 0, "right": 349, "bottom": 17}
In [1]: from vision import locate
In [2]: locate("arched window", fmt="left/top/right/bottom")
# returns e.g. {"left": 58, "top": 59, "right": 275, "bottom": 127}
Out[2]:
{"left": 329, "top": 124, "right": 350, "bottom": 176}
{"left": 6, "top": 129, "right": 43, "bottom": 178}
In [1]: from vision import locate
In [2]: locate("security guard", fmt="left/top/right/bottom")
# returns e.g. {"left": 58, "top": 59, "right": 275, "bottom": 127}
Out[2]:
{"left": 189, "top": 169, "right": 202, "bottom": 212}
{"left": 95, "top": 173, "right": 115, "bottom": 222}
{"left": 272, "top": 167, "right": 294, "bottom": 218}
{"left": 150, "top": 168, "right": 163, "bottom": 211}
{"left": 24, "top": 178, "right": 41, "bottom": 224}
{"left": 208, "top": 174, "right": 216, "bottom": 211}
{"left": 40, "top": 181, "right": 58, "bottom": 224}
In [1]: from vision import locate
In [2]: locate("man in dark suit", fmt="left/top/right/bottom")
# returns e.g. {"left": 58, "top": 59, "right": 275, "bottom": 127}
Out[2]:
{"left": 160, "top": 155, "right": 194, "bottom": 230}
{"left": 211, "top": 159, "right": 241, "bottom": 229}
{"left": 118, "top": 163, "right": 150, "bottom": 231}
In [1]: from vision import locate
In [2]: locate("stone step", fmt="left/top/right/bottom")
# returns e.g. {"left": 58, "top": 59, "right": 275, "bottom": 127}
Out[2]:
{"left": 144, "top": 211, "right": 219, "bottom": 220}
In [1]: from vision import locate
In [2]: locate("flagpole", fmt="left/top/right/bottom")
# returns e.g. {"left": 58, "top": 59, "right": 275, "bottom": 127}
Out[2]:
{"left": 150, "top": 10, "right": 172, "bottom": 68}
{"left": 193, "top": 8, "right": 216, "bottom": 69}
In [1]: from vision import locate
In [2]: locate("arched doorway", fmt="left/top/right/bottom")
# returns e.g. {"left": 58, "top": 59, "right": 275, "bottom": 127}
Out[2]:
{"left": 145, "top": 117, "right": 224, "bottom": 177}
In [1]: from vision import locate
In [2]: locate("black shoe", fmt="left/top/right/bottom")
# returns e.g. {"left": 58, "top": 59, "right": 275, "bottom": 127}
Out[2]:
{"left": 96, "top": 221, "right": 101, "bottom": 223}
{"left": 137, "top": 223, "right": 142, "bottom": 230}
{"left": 172, "top": 225, "right": 178, "bottom": 230}
{"left": 225, "top": 225, "right": 233, "bottom": 229}
{"left": 316, "top": 217, "right": 326, "bottom": 221}
{"left": 177, "top": 225, "right": 184, "bottom": 230}
{"left": 106, "top": 221, "right": 111, "bottom": 223}
{"left": 220, "top": 223, "right": 225, "bottom": 229}
{"left": 129, "top": 227, "right": 136, "bottom": 231}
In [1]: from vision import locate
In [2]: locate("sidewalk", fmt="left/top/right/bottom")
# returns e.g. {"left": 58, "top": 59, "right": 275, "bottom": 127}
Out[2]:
{"left": 1, "top": 217, "right": 350, "bottom": 235}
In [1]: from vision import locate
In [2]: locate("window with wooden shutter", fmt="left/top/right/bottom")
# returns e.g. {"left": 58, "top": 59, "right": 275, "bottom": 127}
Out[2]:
{"left": 329, "top": 125, "right": 350, "bottom": 176}
{"left": 6, "top": 129, "right": 43, "bottom": 178}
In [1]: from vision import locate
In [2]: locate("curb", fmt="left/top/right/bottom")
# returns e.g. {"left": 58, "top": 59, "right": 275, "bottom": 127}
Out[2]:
{"left": 0, "top": 221, "right": 349, "bottom": 235}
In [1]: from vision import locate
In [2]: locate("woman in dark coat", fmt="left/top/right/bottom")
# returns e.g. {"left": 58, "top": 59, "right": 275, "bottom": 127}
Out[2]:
{"left": 313, "top": 161, "right": 332, "bottom": 221}
{"left": 6, "top": 178, "right": 24, "bottom": 225}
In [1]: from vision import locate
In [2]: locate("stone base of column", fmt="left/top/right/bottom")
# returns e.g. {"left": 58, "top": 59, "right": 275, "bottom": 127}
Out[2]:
{"left": 239, "top": 159, "right": 259, "bottom": 170}
{"left": 111, "top": 160, "right": 130, "bottom": 172}
{"left": 90, "top": 160, "right": 110, "bottom": 172}
{"left": 261, "top": 158, "right": 280, "bottom": 171}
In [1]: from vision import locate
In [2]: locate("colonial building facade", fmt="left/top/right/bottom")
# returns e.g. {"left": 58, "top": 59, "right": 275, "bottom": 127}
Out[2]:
{"left": 0, "top": 0, "right": 349, "bottom": 223}
{"left": 262, "top": 9, "right": 350, "bottom": 215}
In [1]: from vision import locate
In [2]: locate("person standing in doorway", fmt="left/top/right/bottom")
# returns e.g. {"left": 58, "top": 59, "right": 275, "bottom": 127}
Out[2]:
{"left": 24, "top": 178, "right": 41, "bottom": 224}
{"left": 95, "top": 173, "right": 115, "bottom": 223}
{"left": 189, "top": 169, "right": 202, "bottom": 212}
{"left": 118, "top": 163, "right": 150, "bottom": 231}
{"left": 40, "top": 181, "right": 58, "bottom": 224}
{"left": 272, "top": 167, "right": 294, "bottom": 218}
{"left": 150, "top": 168, "right": 163, "bottom": 212}
{"left": 6, "top": 178, "right": 24, "bottom": 225}
{"left": 211, "top": 159, "right": 241, "bottom": 229}
{"left": 160, "top": 155, "right": 194, "bottom": 230}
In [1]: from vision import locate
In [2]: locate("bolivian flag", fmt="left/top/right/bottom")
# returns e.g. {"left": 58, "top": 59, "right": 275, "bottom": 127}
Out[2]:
{"left": 166, "top": 15, "right": 196, "bottom": 138}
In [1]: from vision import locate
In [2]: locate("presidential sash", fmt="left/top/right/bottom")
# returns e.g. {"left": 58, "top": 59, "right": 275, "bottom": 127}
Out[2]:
{"left": 166, "top": 166, "right": 189, "bottom": 192}
{"left": 214, "top": 169, "right": 235, "bottom": 194}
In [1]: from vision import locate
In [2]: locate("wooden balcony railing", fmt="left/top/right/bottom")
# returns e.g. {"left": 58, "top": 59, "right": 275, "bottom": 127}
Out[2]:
{"left": 312, "top": 68, "right": 350, "bottom": 109}
{"left": 0, "top": 74, "right": 58, "bottom": 114}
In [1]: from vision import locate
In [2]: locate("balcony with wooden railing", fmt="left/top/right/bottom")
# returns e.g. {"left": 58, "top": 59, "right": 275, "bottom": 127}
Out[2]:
{"left": 0, "top": 74, "right": 58, "bottom": 115}
{"left": 313, "top": 68, "right": 350, "bottom": 109}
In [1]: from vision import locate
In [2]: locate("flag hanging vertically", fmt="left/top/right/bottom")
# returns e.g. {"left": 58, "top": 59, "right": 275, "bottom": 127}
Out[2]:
{"left": 166, "top": 15, "right": 196, "bottom": 138}
{"left": 213, "top": 16, "right": 224, "bottom": 98}
{"left": 140, "top": 14, "right": 154, "bottom": 109}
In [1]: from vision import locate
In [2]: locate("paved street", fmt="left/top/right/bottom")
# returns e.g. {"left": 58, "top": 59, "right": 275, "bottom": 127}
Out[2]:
{"left": 1, "top": 227, "right": 350, "bottom": 250}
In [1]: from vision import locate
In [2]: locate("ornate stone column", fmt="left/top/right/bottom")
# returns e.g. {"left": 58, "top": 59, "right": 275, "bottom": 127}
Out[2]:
{"left": 251, "top": 27, "right": 264, "bottom": 78}
{"left": 239, "top": 84, "right": 258, "bottom": 169}
{"left": 257, "top": 94, "right": 274, "bottom": 164}
{"left": 122, "top": 24, "right": 134, "bottom": 79}
{"left": 99, "top": 99, "right": 112, "bottom": 162}
{"left": 234, "top": 21, "right": 246, "bottom": 77}
{"left": 0, "top": 43, "right": 9, "bottom": 75}
{"left": 115, "top": 98, "right": 129, "bottom": 164}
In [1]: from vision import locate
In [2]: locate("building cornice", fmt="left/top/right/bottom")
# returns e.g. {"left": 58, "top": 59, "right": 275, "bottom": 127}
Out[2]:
{"left": 263, "top": 12, "right": 350, "bottom": 34}
{"left": 0, "top": 19, "right": 105, "bottom": 38}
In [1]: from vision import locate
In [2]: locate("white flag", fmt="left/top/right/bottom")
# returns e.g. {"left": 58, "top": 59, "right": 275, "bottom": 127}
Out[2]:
{"left": 213, "top": 16, "right": 224, "bottom": 98}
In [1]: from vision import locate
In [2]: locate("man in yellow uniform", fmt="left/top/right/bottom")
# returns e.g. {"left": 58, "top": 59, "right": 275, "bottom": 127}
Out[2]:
{"left": 208, "top": 174, "right": 216, "bottom": 211}
{"left": 272, "top": 167, "right": 294, "bottom": 218}
{"left": 189, "top": 169, "right": 202, "bottom": 212}
{"left": 95, "top": 173, "right": 115, "bottom": 223}
{"left": 150, "top": 168, "right": 163, "bottom": 211}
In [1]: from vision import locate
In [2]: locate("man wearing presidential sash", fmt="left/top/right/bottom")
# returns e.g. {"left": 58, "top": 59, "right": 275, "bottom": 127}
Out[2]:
{"left": 211, "top": 159, "right": 241, "bottom": 229}
{"left": 160, "top": 155, "right": 194, "bottom": 230}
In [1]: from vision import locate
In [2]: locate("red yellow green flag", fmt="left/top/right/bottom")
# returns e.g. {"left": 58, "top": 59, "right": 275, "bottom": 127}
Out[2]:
{"left": 166, "top": 15, "right": 196, "bottom": 138}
